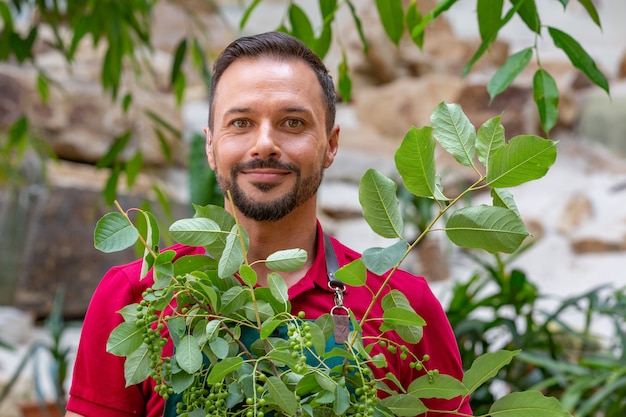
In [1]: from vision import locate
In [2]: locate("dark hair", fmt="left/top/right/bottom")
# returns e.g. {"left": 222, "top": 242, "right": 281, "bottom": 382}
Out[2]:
{"left": 208, "top": 32, "right": 336, "bottom": 134}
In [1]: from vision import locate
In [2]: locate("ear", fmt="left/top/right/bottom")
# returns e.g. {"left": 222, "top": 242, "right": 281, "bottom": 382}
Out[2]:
{"left": 324, "top": 125, "right": 340, "bottom": 169}
{"left": 204, "top": 127, "right": 216, "bottom": 170}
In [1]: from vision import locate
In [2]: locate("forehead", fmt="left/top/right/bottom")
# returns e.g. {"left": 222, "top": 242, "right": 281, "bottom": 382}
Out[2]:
{"left": 213, "top": 57, "right": 324, "bottom": 113}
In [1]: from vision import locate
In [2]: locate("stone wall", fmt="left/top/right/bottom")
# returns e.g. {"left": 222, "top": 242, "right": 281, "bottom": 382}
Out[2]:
{"left": 1, "top": 0, "right": 625, "bottom": 318}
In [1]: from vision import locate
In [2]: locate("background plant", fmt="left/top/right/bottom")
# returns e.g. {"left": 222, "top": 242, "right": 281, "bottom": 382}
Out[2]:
{"left": 94, "top": 103, "right": 573, "bottom": 416}
{"left": 443, "top": 244, "right": 626, "bottom": 416}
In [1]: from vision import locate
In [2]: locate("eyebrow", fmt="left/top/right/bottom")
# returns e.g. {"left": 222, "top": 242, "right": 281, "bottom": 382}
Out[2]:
{"left": 224, "top": 106, "right": 314, "bottom": 117}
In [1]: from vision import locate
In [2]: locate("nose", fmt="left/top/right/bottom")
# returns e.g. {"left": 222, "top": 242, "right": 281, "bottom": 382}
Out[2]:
{"left": 250, "top": 122, "right": 281, "bottom": 159}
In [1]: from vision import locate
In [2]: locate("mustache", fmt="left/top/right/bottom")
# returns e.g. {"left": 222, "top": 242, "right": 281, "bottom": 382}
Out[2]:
{"left": 232, "top": 158, "right": 300, "bottom": 174}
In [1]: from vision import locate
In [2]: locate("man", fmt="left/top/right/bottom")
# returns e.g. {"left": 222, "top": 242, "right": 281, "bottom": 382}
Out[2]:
{"left": 66, "top": 32, "right": 471, "bottom": 417}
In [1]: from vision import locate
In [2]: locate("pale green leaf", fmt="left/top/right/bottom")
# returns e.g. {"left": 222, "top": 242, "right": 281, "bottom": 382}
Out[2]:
{"left": 445, "top": 206, "right": 529, "bottom": 253}
{"left": 334, "top": 385, "right": 350, "bottom": 415}
{"left": 207, "top": 357, "right": 243, "bottom": 384}
{"left": 533, "top": 69, "right": 560, "bottom": 134}
{"left": 123, "top": 344, "right": 151, "bottom": 386}
{"left": 487, "top": 135, "right": 558, "bottom": 188}
{"left": 139, "top": 210, "right": 158, "bottom": 280}
{"left": 176, "top": 335, "right": 203, "bottom": 374}
{"left": 265, "top": 248, "right": 307, "bottom": 272}
{"left": 94, "top": 212, "right": 138, "bottom": 253}
{"left": 379, "top": 393, "right": 428, "bottom": 416}
{"left": 334, "top": 258, "right": 367, "bottom": 287}
{"left": 238, "top": 264, "right": 257, "bottom": 287}
{"left": 408, "top": 374, "right": 468, "bottom": 399}
{"left": 267, "top": 376, "right": 298, "bottom": 415}
{"left": 382, "top": 290, "right": 413, "bottom": 311}
{"left": 219, "top": 286, "right": 249, "bottom": 315}
{"left": 382, "top": 307, "right": 426, "bottom": 328}
{"left": 153, "top": 250, "right": 175, "bottom": 286}
{"left": 487, "top": 47, "right": 532, "bottom": 100}
{"left": 359, "top": 169, "right": 403, "bottom": 239}
{"left": 169, "top": 217, "right": 221, "bottom": 247}
{"left": 106, "top": 322, "right": 144, "bottom": 356}
{"left": 489, "top": 390, "right": 570, "bottom": 417}
{"left": 463, "top": 350, "right": 520, "bottom": 394}
{"left": 548, "top": 27, "right": 609, "bottom": 94}
{"left": 209, "top": 337, "right": 229, "bottom": 360}
{"left": 219, "top": 225, "right": 245, "bottom": 278}
{"left": 395, "top": 126, "right": 447, "bottom": 200}
{"left": 362, "top": 240, "right": 408, "bottom": 275}
{"left": 431, "top": 102, "right": 477, "bottom": 168}
{"left": 491, "top": 189, "right": 520, "bottom": 216}
{"left": 476, "top": 115, "right": 505, "bottom": 167}
{"left": 268, "top": 272, "right": 289, "bottom": 305}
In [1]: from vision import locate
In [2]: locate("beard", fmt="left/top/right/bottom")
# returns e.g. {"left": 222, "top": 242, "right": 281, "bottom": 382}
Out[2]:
{"left": 215, "top": 157, "right": 325, "bottom": 222}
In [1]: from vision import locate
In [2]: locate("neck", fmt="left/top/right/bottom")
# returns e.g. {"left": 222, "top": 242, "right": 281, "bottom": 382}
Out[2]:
{"left": 229, "top": 203, "right": 319, "bottom": 287}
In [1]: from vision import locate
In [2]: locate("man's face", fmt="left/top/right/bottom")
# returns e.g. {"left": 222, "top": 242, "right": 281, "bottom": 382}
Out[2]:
{"left": 206, "top": 57, "right": 339, "bottom": 222}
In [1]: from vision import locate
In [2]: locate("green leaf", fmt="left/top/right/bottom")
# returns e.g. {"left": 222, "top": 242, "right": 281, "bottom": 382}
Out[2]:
{"left": 337, "top": 51, "right": 352, "bottom": 101}
{"left": 375, "top": 0, "right": 404, "bottom": 45}
{"left": 268, "top": 272, "right": 289, "bottom": 305}
{"left": 405, "top": 1, "right": 424, "bottom": 48}
{"left": 94, "top": 212, "right": 139, "bottom": 253}
{"left": 265, "top": 249, "right": 307, "bottom": 272}
{"left": 193, "top": 204, "right": 235, "bottom": 258}
{"left": 379, "top": 393, "right": 427, "bottom": 416}
{"left": 486, "top": 135, "right": 558, "bottom": 188}
{"left": 362, "top": 240, "right": 408, "bottom": 275}
{"left": 533, "top": 69, "right": 560, "bottom": 133}
{"left": 171, "top": 371, "right": 194, "bottom": 394}
{"left": 219, "top": 225, "right": 245, "bottom": 278}
{"left": 476, "top": 115, "right": 505, "bottom": 167}
{"left": 219, "top": 286, "right": 249, "bottom": 315}
{"left": 407, "top": 374, "right": 467, "bottom": 399}
{"left": 36, "top": 73, "right": 49, "bottom": 103}
{"left": 381, "top": 290, "right": 413, "bottom": 311}
{"left": 510, "top": 0, "right": 540, "bottom": 33}
{"left": 173, "top": 255, "right": 217, "bottom": 276}
{"left": 477, "top": 0, "right": 503, "bottom": 41}
{"left": 123, "top": 344, "right": 152, "bottom": 386}
{"left": 359, "top": 169, "right": 403, "bottom": 239}
{"left": 548, "top": 27, "right": 609, "bottom": 94}
{"left": 239, "top": 264, "right": 257, "bottom": 287}
{"left": 96, "top": 131, "right": 132, "bottom": 168}
{"left": 209, "top": 337, "right": 230, "bottom": 360}
{"left": 489, "top": 390, "right": 570, "bottom": 417}
{"left": 169, "top": 217, "right": 221, "bottom": 246}
{"left": 289, "top": 3, "right": 314, "bottom": 45}
{"left": 176, "top": 335, "right": 203, "bottom": 374}
{"left": 239, "top": 0, "right": 262, "bottom": 29}
{"left": 395, "top": 126, "right": 447, "bottom": 200}
{"left": 334, "top": 385, "right": 350, "bottom": 415}
{"left": 445, "top": 206, "right": 529, "bottom": 253}
{"left": 125, "top": 151, "right": 143, "bottom": 188}
{"left": 267, "top": 376, "right": 298, "bottom": 415}
{"left": 207, "top": 357, "right": 243, "bottom": 384}
{"left": 382, "top": 307, "right": 426, "bottom": 328}
{"left": 171, "top": 38, "right": 187, "bottom": 86}
{"left": 260, "top": 319, "right": 282, "bottom": 339}
{"left": 576, "top": 0, "right": 601, "bottom": 28}
{"left": 431, "top": 102, "right": 477, "bottom": 168}
{"left": 153, "top": 250, "right": 175, "bottom": 286}
{"left": 463, "top": 350, "right": 520, "bottom": 394}
{"left": 491, "top": 188, "right": 520, "bottom": 215}
{"left": 487, "top": 47, "right": 533, "bottom": 101}
{"left": 334, "top": 258, "right": 367, "bottom": 287}
{"left": 106, "top": 322, "right": 144, "bottom": 356}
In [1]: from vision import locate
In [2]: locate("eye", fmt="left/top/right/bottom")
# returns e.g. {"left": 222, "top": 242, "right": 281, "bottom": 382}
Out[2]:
{"left": 232, "top": 119, "right": 251, "bottom": 128}
{"left": 284, "top": 119, "right": 303, "bottom": 129}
